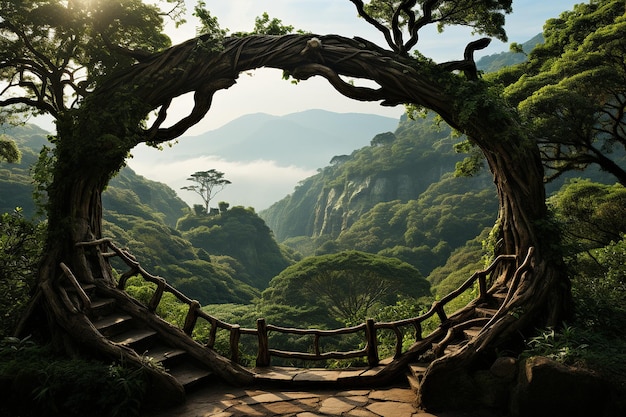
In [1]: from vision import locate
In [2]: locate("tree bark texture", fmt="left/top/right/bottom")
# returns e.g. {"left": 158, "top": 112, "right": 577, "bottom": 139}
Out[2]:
{"left": 30, "top": 33, "right": 573, "bottom": 408}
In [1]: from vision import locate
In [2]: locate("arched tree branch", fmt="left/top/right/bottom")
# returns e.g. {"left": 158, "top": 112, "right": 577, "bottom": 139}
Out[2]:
{"left": 291, "top": 63, "right": 388, "bottom": 103}
{"left": 349, "top": 0, "right": 397, "bottom": 52}
{"left": 439, "top": 37, "right": 491, "bottom": 80}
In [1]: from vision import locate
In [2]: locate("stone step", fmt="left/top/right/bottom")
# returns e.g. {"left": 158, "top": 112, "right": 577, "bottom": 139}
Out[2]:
{"left": 168, "top": 362, "right": 213, "bottom": 388}
{"left": 463, "top": 326, "right": 482, "bottom": 340}
{"left": 475, "top": 307, "right": 498, "bottom": 318}
{"left": 109, "top": 328, "right": 158, "bottom": 349}
{"left": 407, "top": 371, "right": 421, "bottom": 394}
{"left": 72, "top": 283, "right": 96, "bottom": 296}
{"left": 407, "top": 363, "right": 429, "bottom": 396}
{"left": 93, "top": 313, "right": 133, "bottom": 336}
{"left": 142, "top": 344, "right": 187, "bottom": 365}
{"left": 89, "top": 297, "right": 116, "bottom": 318}
{"left": 409, "top": 363, "right": 428, "bottom": 374}
{"left": 91, "top": 297, "right": 115, "bottom": 310}
{"left": 443, "top": 344, "right": 462, "bottom": 356}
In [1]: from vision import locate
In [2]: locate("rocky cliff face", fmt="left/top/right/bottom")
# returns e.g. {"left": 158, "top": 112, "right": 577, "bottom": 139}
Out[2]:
{"left": 260, "top": 113, "right": 466, "bottom": 242}
{"left": 311, "top": 171, "right": 442, "bottom": 238}
{"left": 262, "top": 152, "right": 459, "bottom": 242}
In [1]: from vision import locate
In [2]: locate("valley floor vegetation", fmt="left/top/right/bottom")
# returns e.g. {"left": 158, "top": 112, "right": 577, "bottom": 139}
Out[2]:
{"left": 2, "top": 176, "right": 625, "bottom": 416}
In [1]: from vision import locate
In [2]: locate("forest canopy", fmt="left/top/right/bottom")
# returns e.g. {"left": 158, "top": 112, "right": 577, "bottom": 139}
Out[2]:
{"left": 488, "top": 0, "right": 626, "bottom": 185}
{"left": 261, "top": 250, "right": 430, "bottom": 325}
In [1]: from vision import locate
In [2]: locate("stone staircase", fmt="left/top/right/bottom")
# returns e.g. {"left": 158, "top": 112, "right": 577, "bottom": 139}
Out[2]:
{"left": 66, "top": 282, "right": 215, "bottom": 393}
{"left": 406, "top": 293, "right": 506, "bottom": 390}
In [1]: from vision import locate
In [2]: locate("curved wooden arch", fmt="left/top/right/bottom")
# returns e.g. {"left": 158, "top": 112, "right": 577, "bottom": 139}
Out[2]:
{"left": 32, "top": 33, "right": 572, "bottom": 408}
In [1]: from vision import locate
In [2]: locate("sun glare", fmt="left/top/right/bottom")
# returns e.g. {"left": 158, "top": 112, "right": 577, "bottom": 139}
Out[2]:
{"left": 67, "top": 0, "right": 95, "bottom": 12}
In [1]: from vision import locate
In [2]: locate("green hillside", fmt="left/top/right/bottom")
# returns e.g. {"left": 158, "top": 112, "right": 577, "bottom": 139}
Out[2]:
{"left": 476, "top": 33, "right": 544, "bottom": 73}
{"left": 105, "top": 167, "right": 188, "bottom": 228}
{"left": 260, "top": 113, "right": 498, "bottom": 276}
{"left": 261, "top": 113, "right": 467, "bottom": 240}
{"left": 0, "top": 127, "right": 293, "bottom": 305}
{"left": 177, "top": 206, "right": 294, "bottom": 289}
{"left": 0, "top": 124, "right": 49, "bottom": 217}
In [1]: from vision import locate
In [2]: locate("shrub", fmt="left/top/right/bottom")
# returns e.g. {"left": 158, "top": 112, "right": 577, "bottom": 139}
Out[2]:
{"left": 0, "top": 209, "right": 45, "bottom": 337}
{"left": 0, "top": 338, "right": 148, "bottom": 417}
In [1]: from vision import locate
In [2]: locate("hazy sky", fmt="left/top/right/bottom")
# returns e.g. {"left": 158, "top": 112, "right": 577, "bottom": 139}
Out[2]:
{"left": 124, "top": 0, "right": 584, "bottom": 211}
{"left": 158, "top": 0, "right": 583, "bottom": 135}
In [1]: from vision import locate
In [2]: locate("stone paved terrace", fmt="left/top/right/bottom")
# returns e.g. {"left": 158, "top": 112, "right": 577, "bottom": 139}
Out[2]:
{"left": 147, "top": 384, "right": 477, "bottom": 417}
{"left": 148, "top": 385, "right": 418, "bottom": 417}
{"left": 145, "top": 369, "right": 495, "bottom": 417}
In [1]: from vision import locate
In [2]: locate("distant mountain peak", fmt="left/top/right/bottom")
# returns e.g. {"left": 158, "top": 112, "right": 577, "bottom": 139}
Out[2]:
{"left": 128, "top": 110, "right": 400, "bottom": 210}
{"left": 476, "top": 33, "right": 544, "bottom": 73}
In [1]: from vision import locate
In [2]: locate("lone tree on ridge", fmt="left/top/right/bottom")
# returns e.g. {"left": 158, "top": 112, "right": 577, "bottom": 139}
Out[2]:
{"left": 181, "top": 169, "right": 231, "bottom": 214}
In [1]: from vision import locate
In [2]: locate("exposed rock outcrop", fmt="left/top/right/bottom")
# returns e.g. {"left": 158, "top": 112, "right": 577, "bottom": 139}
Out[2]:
{"left": 311, "top": 173, "right": 425, "bottom": 237}
{"left": 510, "top": 356, "right": 617, "bottom": 417}
{"left": 418, "top": 355, "right": 625, "bottom": 417}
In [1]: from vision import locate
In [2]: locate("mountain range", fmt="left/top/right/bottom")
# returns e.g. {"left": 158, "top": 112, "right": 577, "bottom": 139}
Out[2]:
{"left": 128, "top": 109, "right": 400, "bottom": 210}
{"left": 130, "top": 109, "right": 399, "bottom": 168}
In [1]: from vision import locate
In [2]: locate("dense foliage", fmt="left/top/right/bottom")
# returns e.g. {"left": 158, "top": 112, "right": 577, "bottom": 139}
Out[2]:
{"left": 0, "top": 124, "right": 49, "bottom": 217}
{"left": 105, "top": 167, "right": 189, "bottom": 228}
{"left": 548, "top": 179, "right": 626, "bottom": 335}
{"left": 489, "top": 0, "right": 626, "bottom": 185}
{"left": 520, "top": 179, "right": 626, "bottom": 384}
{"left": 0, "top": 210, "right": 44, "bottom": 337}
{"left": 0, "top": 0, "right": 174, "bottom": 120}
{"left": 177, "top": 206, "right": 294, "bottom": 289}
{"left": 549, "top": 179, "right": 626, "bottom": 255}
{"left": 261, "top": 250, "right": 430, "bottom": 325}
{"left": 0, "top": 338, "right": 148, "bottom": 417}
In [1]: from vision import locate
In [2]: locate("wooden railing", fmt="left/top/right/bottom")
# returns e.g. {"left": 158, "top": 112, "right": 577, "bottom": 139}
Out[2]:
{"left": 92, "top": 239, "right": 519, "bottom": 367}
{"left": 58, "top": 261, "right": 93, "bottom": 314}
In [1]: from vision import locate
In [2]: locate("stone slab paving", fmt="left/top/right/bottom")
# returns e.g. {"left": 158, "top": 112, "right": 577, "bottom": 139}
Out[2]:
{"left": 145, "top": 383, "right": 480, "bottom": 417}
{"left": 253, "top": 366, "right": 387, "bottom": 384}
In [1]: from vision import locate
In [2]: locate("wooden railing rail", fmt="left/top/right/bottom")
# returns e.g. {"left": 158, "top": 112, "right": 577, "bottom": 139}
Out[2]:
{"left": 87, "top": 239, "right": 522, "bottom": 368}
{"left": 58, "top": 261, "right": 92, "bottom": 313}
{"left": 259, "top": 319, "right": 371, "bottom": 364}
{"left": 432, "top": 317, "right": 490, "bottom": 357}
{"left": 371, "top": 253, "right": 518, "bottom": 358}
{"left": 192, "top": 309, "right": 257, "bottom": 362}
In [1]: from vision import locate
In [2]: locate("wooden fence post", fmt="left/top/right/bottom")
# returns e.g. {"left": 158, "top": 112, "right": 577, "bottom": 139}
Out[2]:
{"left": 414, "top": 321, "right": 423, "bottom": 342}
{"left": 434, "top": 302, "right": 448, "bottom": 323}
{"left": 230, "top": 324, "right": 241, "bottom": 363}
{"left": 256, "top": 318, "right": 270, "bottom": 367}
{"left": 478, "top": 273, "right": 487, "bottom": 300}
{"left": 365, "top": 319, "right": 379, "bottom": 367}
{"left": 183, "top": 300, "right": 200, "bottom": 335}
{"left": 148, "top": 278, "right": 166, "bottom": 312}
